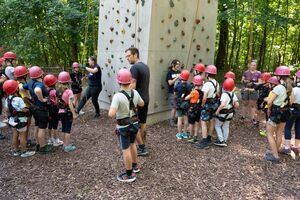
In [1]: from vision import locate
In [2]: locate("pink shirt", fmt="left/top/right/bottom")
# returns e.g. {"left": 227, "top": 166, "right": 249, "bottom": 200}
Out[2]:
{"left": 49, "top": 89, "right": 57, "bottom": 105}
{"left": 58, "top": 89, "right": 74, "bottom": 113}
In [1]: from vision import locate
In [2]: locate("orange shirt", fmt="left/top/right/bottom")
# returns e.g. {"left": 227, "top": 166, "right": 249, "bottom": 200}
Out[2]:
{"left": 189, "top": 90, "right": 199, "bottom": 104}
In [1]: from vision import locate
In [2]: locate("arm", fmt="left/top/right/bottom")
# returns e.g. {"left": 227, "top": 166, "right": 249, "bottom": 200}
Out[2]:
{"left": 85, "top": 66, "right": 99, "bottom": 74}
{"left": 68, "top": 96, "right": 78, "bottom": 119}
{"left": 185, "top": 94, "right": 191, "bottom": 101}
{"left": 168, "top": 76, "right": 179, "bottom": 86}
{"left": 267, "top": 92, "right": 277, "bottom": 109}
{"left": 215, "top": 101, "right": 226, "bottom": 115}
{"left": 130, "top": 78, "right": 137, "bottom": 90}
{"left": 0, "top": 75, "right": 7, "bottom": 83}
{"left": 201, "top": 91, "right": 208, "bottom": 107}
{"left": 289, "top": 91, "right": 295, "bottom": 105}
{"left": 234, "top": 101, "right": 239, "bottom": 109}
{"left": 20, "top": 86, "right": 31, "bottom": 99}
{"left": 108, "top": 107, "right": 117, "bottom": 118}
{"left": 34, "top": 88, "right": 47, "bottom": 103}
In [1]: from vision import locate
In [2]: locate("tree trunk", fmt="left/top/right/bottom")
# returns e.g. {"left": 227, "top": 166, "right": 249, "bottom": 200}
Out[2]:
{"left": 228, "top": 0, "right": 238, "bottom": 70}
{"left": 247, "top": 0, "right": 255, "bottom": 63}
{"left": 282, "top": 0, "right": 289, "bottom": 64}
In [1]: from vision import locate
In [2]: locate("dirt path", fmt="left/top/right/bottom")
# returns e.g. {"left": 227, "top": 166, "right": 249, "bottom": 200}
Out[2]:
{"left": 0, "top": 104, "right": 299, "bottom": 200}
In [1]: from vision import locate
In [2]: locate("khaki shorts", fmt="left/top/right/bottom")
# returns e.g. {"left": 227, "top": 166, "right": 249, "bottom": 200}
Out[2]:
{"left": 241, "top": 89, "right": 258, "bottom": 101}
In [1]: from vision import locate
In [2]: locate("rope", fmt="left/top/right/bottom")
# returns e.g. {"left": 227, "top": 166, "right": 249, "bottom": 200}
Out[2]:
{"left": 185, "top": 0, "right": 201, "bottom": 70}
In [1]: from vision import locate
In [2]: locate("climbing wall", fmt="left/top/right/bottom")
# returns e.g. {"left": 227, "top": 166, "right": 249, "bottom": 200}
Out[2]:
{"left": 98, "top": 0, "right": 218, "bottom": 123}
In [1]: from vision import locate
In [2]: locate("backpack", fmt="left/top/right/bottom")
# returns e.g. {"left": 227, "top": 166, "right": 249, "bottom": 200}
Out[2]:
{"left": 7, "top": 96, "right": 28, "bottom": 128}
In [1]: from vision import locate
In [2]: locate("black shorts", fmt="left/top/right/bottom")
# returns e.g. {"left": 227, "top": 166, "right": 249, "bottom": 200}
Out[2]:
{"left": 117, "top": 123, "right": 139, "bottom": 150}
{"left": 59, "top": 112, "right": 73, "bottom": 133}
{"left": 33, "top": 110, "right": 49, "bottom": 129}
{"left": 72, "top": 87, "right": 82, "bottom": 95}
{"left": 48, "top": 115, "right": 59, "bottom": 130}
{"left": 138, "top": 103, "right": 149, "bottom": 124}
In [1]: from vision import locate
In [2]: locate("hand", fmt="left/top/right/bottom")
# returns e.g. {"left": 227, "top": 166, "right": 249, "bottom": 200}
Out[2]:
{"left": 215, "top": 111, "right": 219, "bottom": 116}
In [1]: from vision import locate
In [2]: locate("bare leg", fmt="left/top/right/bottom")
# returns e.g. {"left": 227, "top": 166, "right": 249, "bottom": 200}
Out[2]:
{"left": 177, "top": 117, "right": 183, "bottom": 133}
{"left": 267, "top": 122, "right": 279, "bottom": 158}
{"left": 201, "top": 120, "right": 208, "bottom": 139}
{"left": 122, "top": 148, "right": 133, "bottom": 170}
{"left": 19, "top": 132, "right": 27, "bottom": 151}
{"left": 12, "top": 128, "right": 19, "bottom": 151}
{"left": 130, "top": 143, "right": 137, "bottom": 164}
{"left": 37, "top": 128, "right": 46, "bottom": 147}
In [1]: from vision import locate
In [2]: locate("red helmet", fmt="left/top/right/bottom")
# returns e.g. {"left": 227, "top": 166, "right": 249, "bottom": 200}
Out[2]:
{"left": 223, "top": 78, "right": 235, "bottom": 92}
{"left": 205, "top": 65, "right": 217, "bottom": 75}
{"left": 3, "top": 80, "right": 19, "bottom": 95}
{"left": 267, "top": 76, "right": 279, "bottom": 85}
{"left": 180, "top": 70, "right": 190, "bottom": 81}
{"left": 261, "top": 72, "right": 272, "bottom": 81}
{"left": 72, "top": 62, "right": 79, "bottom": 68}
{"left": 0, "top": 57, "right": 5, "bottom": 65}
{"left": 295, "top": 70, "right": 300, "bottom": 79}
{"left": 194, "top": 63, "right": 205, "bottom": 73}
{"left": 14, "top": 66, "right": 28, "bottom": 78}
{"left": 274, "top": 66, "right": 290, "bottom": 76}
{"left": 44, "top": 74, "right": 58, "bottom": 86}
{"left": 224, "top": 71, "right": 236, "bottom": 80}
{"left": 3, "top": 51, "right": 17, "bottom": 60}
{"left": 117, "top": 68, "right": 132, "bottom": 84}
{"left": 58, "top": 71, "right": 71, "bottom": 83}
{"left": 29, "top": 66, "right": 44, "bottom": 79}
{"left": 192, "top": 75, "right": 203, "bottom": 86}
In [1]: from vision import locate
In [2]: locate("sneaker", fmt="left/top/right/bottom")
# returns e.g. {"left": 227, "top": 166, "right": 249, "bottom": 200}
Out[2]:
{"left": 133, "top": 165, "right": 141, "bottom": 173}
{"left": 176, "top": 133, "right": 183, "bottom": 140}
{"left": 265, "top": 153, "right": 280, "bottom": 164}
{"left": 188, "top": 136, "right": 198, "bottom": 143}
{"left": 20, "top": 151, "right": 36, "bottom": 158}
{"left": 13, "top": 150, "right": 21, "bottom": 156}
{"left": 259, "top": 130, "right": 267, "bottom": 137}
{"left": 117, "top": 172, "right": 136, "bottom": 183}
{"left": 182, "top": 132, "right": 188, "bottom": 139}
{"left": 137, "top": 146, "right": 149, "bottom": 156}
{"left": 47, "top": 138, "right": 54, "bottom": 145}
{"left": 195, "top": 139, "right": 209, "bottom": 149}
{"left": 94, "top": 113, "right": 100, "bottom": 118}
{"left": 279, "top": 147, "right": 291, "bottom": 155}
{"left": 0, "top": 133, "right": 5, "bottom": 140}
{"left": 207, "top": 135, "right": 212, "bottom": 144}
{"left": 53, "top": 138, "right": 64, "bottom": 147}
{"left": 79, "top": 111, "right": 85, "bottom": 115}
{"left": 63, "top": 144, "right": 77, "bottom": 152}
{"left": 214, "top": 140, "right": 227, "bottom": 147}
{"left": 39, "top": 144, "right": 53, "bottom": 154}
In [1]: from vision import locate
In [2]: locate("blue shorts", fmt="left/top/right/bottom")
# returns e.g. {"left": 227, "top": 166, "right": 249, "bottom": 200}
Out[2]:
{"left": 59, "top": 112, "right": 73, "bottom": 133}
{"left": 117, "top": 123, "right": 139, "bottom": 150}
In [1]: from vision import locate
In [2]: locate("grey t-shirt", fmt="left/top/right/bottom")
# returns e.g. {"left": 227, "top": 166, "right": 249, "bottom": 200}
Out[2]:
{"left": 111, "top": 89, "right": 143, "bottom": 119}
{"left": 130, "top": 62, "right": 150, "bottom": 103}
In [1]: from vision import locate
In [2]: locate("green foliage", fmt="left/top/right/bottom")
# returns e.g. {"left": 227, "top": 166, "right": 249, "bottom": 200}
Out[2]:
{"left": 0, "top": 0, "right": 98, "bottom": 71}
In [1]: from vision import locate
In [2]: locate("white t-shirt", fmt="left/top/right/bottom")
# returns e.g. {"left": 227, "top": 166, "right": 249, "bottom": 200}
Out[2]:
{"left": 202, "top": 79, "right": 219, "bottom": 98}
{"left": 217, "top": 92, "right": 238, "bottom": 119}
{"left": 111, "top": 89, "right": 143, "bottom": 120}
{"left": 293, "top": 86, "right": 300, "bottom": 104}
{"left": 272, "top": 85, "right": 287, "bottom": 107}
{"left": 5, "top": 95, "right": 27, "bottom": 123}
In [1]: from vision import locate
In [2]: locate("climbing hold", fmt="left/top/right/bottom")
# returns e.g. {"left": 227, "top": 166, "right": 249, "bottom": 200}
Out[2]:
{"left": 141, "top": 0, "right": 145, "bottom": 6}
{"left": 161, "top": 85, "right": 165, "bottom": 90}
{"left": 105, "top": 63, "right": 108, "bottom": 67}
{"left": 105, "top": 15, "right": 107, "bottom": 19}
{"left": 111, "top": 66, "right": 113, "bottom": 69}
{"left": 166, "top": 44, "right": 172, "bottom": 48}
{"left": 137, "top": 38, "right": 141, "bottom": 43}
{"left": 111, "top": 55, "right": 114, "bottom": 58}
{"left": 174, "top": 20, "right": 179, "bottom": 27}
{"left": 168, "top": 14, "right": 172, "bottom": 19}
{"left": 101, "top": 32, "right": 104, "bottom": 35}
{"left": 121, "top": 29, "right": 125, "bottom": 34}
{"left": 196, "top": 44, "right": 201, "bottom": 51}
{"left": 193, "top": 54, "right": 197, "bottom": 58}
{"left": 199, "top": 59, "right": 203, "bottom": 63}
{"left": 135, "top": 0, "right": 139, "bottom": 4}
{"left": 183, "top": 17, "right": 186, "bottom": 22}
{"left": 160, "top": 37, "right": 164, "bottom": 41}
{"left": 131, "top": 33, "right": 135, "bottom": 38}
{"left": 169, "top": 0, "right": 175, "bottom": 8}
{"left": 193, "top": 39, "right": 196, "bottom": 43}
{"left": 206, "top": 48, "right": 210, "bottom": 52}
{"left": 108, "top": 59, "right": 112, "bottom": 64}
{"left": 112, "top": 7, "right": 115, "bottom": 10}
{"left": 181, "top": 44, "right": 185, "bottom": 49}
{"left": 109, "top": 39, "right": 113, "bottom": 44}
{"left": 117, "top": 0, "right": 120, "bottom": 3}
{"left": 168, "top": 29, "right": 171, "bottom": 34}
{"left": 206, "top": 35, "right": 210, "bottom": 39}
{"left": 115, "top": 31, "right": 118, "bottom": 35}
{"left": 127, "top": 9, "right": 129, "bottom": 13}
{"left": 121, "top": 41, "right": 124, "bottom": 44}
{"left": 106, "top": 47, "right": 108, "bottom": 50}
{"left": 202, "top": 16, "right": 205, "bottom": 20}
{"left": 201, "top": 27, "right": 205, "bottom": 32}
{"left": 173, "top": 37, "right": 177, "bottom": 42}
{"left": 132, "top": 12, "right": 136, "bottom": 16}
{"left": 110, "top": 27, "right": 114, "bottom": 32}
{"left": 107, "top": 72, "right": 111, "bottom": 77}
{"left": 160, "top": 59, "right": 164, "bottom": 63}
{"left": 125, "top": 17, "right": 128, "bottom": 23}
{"left": 195, "top": 19, "right": 200, "bottom": 24}
{"left": 116, "top": 19, "right": 120, "bottom": 24}
{"left": 128, "top": 23, "right": 132, "bottom": 28}
{"left": 181, "top": 31, "right": 185, "bottom": 36}
{"left": 116, "top": 10, "right": 120, "bottom": 14}
{"left": 161, "top": 19, "right": 165, "bottom": 23}
{"left": 138, "top": 27, "right": 142, "bottom": 32}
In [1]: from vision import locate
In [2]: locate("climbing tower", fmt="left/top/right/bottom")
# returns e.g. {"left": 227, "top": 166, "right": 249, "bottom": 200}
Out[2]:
{"left": 98, "top": 0, "right": 218, "bottom": 123}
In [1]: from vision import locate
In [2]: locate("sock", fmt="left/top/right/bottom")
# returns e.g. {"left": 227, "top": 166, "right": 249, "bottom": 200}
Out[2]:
{"left": 126, "top": 169, "right": 133, "bottom": 177}
{"left": 132, "top": 163, "right": 137, "bottom": 168}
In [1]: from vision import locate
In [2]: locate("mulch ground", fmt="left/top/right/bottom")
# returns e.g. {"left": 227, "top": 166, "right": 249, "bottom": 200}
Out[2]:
{"left": 0, "top": 102, "right": 300, "bottom": 200}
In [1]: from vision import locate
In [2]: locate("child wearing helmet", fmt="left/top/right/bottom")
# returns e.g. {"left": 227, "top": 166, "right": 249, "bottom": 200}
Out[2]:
{"left": 70, "top": 62, "right": 83, "bottom": 108}
{"left": 20, "top": 66, "right": 53, "bottom": 154}
{"left": 166, "top": 59, "right": 181, "bottom": 127}
{"left": 195, "top": 65, "right": 220, "bottom": 149}
{"left": 265, "top": 66, "right": 293, "bottom": 163}
{"left": 281, "top": 70, "right": 300, "bottom": 156}
{"left": 56, "top": 71, "right": 78, "bottom": 152}
{"left": 214, "top": 78, "right": 239, "bottom": 147}
{"left": 193, "top": 63, "right": 206, "bottom": 79}
{"left": 0, "top": 57, "right": 6, "bottom": 140}
{"left": 3, "top": 80, "right": 35, "bottom": 158}
{"left": 185, "top": 75, "right": 204, "bottom": 143}
{"left": 14, "top": 66, "right": 35, "bottom": 147}
{"left": 221, "top": 71, "right": 236, "bottom": 94}
{"left": 174, "top": 70, "right": 193, "bottom": 140}
{"left": 109, "top": 68, "right": 144, "bottom": 183}
{"left": 44, "top": 74, "right": 64, "bottom": 147}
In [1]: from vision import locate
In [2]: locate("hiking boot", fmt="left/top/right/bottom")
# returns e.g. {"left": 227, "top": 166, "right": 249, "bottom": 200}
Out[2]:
{"left": 195, "top": 139, "right": 209, "bottom": 149}
{"left": 133, "top": 165, "right": 141, "bottom": 173}
{"left": 63, "top": 144, "right": 77, "bottom": 152}
{"left": 0, "top": 133, "right": 5, "bottom": 140}
{"left": 279, "top": 147, "right": 291, "bottom": 155}
{"left": 39, "top": 144, "right": 53, "bottom": 154}
{"left": 117, "top": 172, "right": 136, "bottom": 183}
{"left": 188, "top": 136, "right": 198, "bottom": 143}
{"left": 214, "top": 140, "right": 227, "bottom": 147}
{"left": 182, "top": 132, "right": 189, "bottom": 139}
{"left": 20, "top": 151, "right": 36, "bottom": 158}
{"left": 291, "top": 146, "right": 300, "bottom": 156}
{"left": 137, "top": 146, "right": 149, "bottom": 156}
{"left": 53, "top": 138, "right": 64, "bottom": 147}
{"left": 176, "top": 133, "right": 183, "bottom": 140}
{"left": 13, "top": 150, "right": 22, "bottom": 156}
{"left": 265, "top": 153, "right": 280, "bottom": 164}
